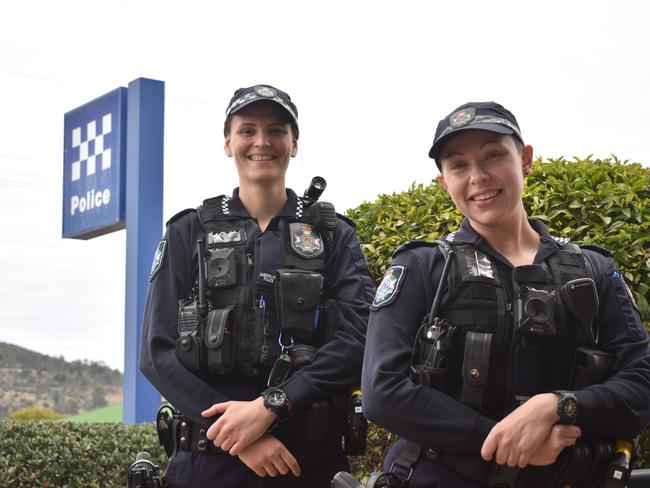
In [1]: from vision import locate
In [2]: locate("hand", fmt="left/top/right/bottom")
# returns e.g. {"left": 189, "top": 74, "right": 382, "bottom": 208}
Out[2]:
{"left": 238, "top": 434, "right": 301, "bottom": 478}
{"left": 202, "top": 397, "right": 276, "bottom": 455}
{"left": 481, "top": 393, "right": 560, "bottom": 467}
{"left": 528, "top": 424, "right": 582, "bottom": 466}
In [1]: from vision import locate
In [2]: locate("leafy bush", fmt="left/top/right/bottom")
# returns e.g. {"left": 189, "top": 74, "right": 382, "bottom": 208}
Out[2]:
{"left": 0, "top": 421, "right": 166, "bottom": 488}
{"left": 347, "top": 155, "right": 650, "bottom": 475}
{"left": 9, "top": 406, "right": 66, "bottom": 422}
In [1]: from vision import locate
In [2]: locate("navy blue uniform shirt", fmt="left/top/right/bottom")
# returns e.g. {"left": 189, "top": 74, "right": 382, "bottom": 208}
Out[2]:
{"left": 362, "top": 218, "right": 650, "bottom": 454}
{"left": 140, "top": 188, "right": 373, "bottom": 428}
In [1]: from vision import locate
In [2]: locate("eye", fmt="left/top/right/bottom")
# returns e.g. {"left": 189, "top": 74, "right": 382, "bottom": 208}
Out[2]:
{"left": 448, "top": 160, "right": 467, "bottom": 171}
{"left": 239, "top": 127, "right": 255, "bottom": 136}
{"left": 269, "top": 127, "right": 287, "bottom": 135}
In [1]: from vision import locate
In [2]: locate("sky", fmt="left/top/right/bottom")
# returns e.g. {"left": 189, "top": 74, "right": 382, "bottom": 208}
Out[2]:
{"left": 1, "top": 1, "right": 649, "bottom": 372}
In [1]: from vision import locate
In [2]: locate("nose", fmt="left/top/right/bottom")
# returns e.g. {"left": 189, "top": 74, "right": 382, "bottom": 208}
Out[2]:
{"left": 468, "top": 163, "right": 489, "bottom": 184}
{"left": 254, "top": 132, "right": 271, "bottom": 147}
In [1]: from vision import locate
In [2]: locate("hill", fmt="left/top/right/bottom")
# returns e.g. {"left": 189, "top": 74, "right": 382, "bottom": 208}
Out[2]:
{"left": 0, "top": 342, "right": 122, "bottom": 418}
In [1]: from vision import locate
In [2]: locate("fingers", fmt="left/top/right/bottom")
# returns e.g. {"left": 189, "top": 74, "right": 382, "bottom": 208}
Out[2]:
{"left": 279, "top": 448, "right": 301, "bottom": 477}
{"left": 201, "top": 402, "right": 230, "bottom": 417}
{"left": 480, "top": 431, "right": 497, "bottom": 461}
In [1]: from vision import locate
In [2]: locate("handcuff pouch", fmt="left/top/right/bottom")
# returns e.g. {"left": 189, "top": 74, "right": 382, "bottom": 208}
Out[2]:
{"left": 275, "top": 269, "right": 322, "bottom": 337}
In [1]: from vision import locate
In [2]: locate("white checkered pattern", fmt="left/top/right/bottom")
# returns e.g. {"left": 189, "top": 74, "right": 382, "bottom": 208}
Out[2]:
{"left": 70, "top": 113, "right": 112, "bottom": 182}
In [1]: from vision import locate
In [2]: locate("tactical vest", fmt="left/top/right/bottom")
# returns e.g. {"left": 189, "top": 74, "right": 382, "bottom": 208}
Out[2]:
{"left": 429, "top": 236, "right": 597, "bottom": 419}
{"left": 176, "top": 195, "right": 339, "bottom": 381}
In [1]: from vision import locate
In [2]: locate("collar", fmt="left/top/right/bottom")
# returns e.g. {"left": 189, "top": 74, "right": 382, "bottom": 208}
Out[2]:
{"left": 444, "top": 218, "right": 565, "bottom": 264}
{"left": 221, "top": 188, "right": 303, "bottom": 219}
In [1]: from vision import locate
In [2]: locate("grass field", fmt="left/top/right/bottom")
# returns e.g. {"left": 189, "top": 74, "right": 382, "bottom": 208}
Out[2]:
{"left": 65, "top": 402, "right": 122, "bottom": 422}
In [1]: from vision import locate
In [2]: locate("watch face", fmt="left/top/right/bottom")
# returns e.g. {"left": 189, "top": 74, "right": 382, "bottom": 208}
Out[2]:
{"left": 563, "top": 398, "right": 578, "bottom": 418}
{"left": 266, "top": 389, "right": 286, "bottom": 407}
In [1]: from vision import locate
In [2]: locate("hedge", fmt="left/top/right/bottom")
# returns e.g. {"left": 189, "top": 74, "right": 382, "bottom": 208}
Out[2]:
{"left": 2, "top": 156, "right": 648, "bottom": 485}
{"left": 0, "top": 421, "right": 166, "bottom": 488}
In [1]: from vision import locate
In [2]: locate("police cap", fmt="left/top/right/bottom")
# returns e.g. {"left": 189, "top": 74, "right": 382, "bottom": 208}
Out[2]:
{"left": 429, "top": 101, "right": 523, "bottom": 169}
{"left": 224, "top": 84, "right": 298, "bottom": 136}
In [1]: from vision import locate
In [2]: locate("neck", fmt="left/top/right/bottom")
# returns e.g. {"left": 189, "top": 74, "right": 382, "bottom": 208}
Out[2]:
{"left": 472, "top": 211, "right": 540, "bottom": 267}
{"left": 238, "top": 180, "right": 288, "bottom": 231}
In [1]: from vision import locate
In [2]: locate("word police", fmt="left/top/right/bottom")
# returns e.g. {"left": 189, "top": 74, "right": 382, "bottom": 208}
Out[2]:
{"left": 70, "top": 188, "right": 111, "bottom": 215}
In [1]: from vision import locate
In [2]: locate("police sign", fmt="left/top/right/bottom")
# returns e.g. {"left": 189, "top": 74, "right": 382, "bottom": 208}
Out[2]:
{"left": 62, "top": 87, "right": 127, "bottom": 239}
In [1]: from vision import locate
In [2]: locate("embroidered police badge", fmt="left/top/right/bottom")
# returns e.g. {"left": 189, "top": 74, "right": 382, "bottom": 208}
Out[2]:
{"left": 149, "top": 240, "right": 167, "bottom": 282}
{"left": 372, "top": 265, "right": 406, "bottom": 309}
{"left": 290, "top": 223, "right": 324, "bottom": 258}
{"left": 450, "top": 107, "right": 476, "bottom": 129}
{"left": 256, "top": 86, "right": 276, "bottom": 98}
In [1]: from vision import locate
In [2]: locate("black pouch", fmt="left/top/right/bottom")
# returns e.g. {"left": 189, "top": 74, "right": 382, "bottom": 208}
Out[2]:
{"left": 461, "top": 331, "right": 492, "bottom": 410}
{"left": 175, "top": 334, "right": 204, "bottom": 376}
{"left": 204, "top": 306, "right": 235, "bottom": 375}
{"left": 275, "top": 269, "right": 322, "bottom": 337}
{"left": 569, "top": 347, "right": 615, "bottom": 389}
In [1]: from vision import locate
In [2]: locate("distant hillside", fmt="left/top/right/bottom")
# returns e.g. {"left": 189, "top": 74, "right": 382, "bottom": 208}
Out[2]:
{"left": 0, "top": 342, "right": 122, "bottom": 418}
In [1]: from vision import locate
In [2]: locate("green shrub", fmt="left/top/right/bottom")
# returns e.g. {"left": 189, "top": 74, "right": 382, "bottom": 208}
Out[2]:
{"left": 347, "top": 155, "right": 650, "bottom": 474}
{"left": 0, "top": 421, "right": 166, "bottom": 488}
{"left": 9, "top": 407, "right": 66, "bottom": 422}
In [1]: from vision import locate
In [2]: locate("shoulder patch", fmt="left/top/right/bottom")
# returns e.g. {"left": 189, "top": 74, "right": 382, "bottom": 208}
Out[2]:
{"left": 393, "top": 240, "right": 437, "bottom": 258}
{"left": 372, "top": 265, "right": 407, "bottom": 309}
{"left": 581, "top": 244, "right": 613, "bottom": 258}
{"left": 166, "top": 208, "right": 196, "bottom": 227}
{"left": 149, "top": 240, "right": 167, "bottom": 282}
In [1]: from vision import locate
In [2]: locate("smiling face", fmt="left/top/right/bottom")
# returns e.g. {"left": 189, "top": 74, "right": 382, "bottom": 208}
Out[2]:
{"left": 436, "top": 130, "right": 533, "bottom": 234}
{"left": 224, "top": 101, "right": 297, "bottom": 188}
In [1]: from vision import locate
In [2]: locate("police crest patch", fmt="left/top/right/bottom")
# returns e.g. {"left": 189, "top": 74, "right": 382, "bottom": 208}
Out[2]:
{"left": 372, "top": 265, "right": 406, "bottom": 309}
{"left": 149, "top": 240, "right": 167, "bottom": 282}
{"left": 450, "top": 107, "right": 476, "bottom": 129}
{"left": 290, "top": 223, "right": 324, "bottom": 258}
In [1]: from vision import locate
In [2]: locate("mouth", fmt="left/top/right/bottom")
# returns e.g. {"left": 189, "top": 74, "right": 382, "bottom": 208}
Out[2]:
{"left": 248, "top": 154, "right": 276, "bottom": 162}
{"left": 469, "top": 190, "right": 501, "bottom": 202}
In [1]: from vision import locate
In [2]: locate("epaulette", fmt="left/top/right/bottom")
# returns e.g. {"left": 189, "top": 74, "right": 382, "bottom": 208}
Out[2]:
{"left": 336, "top": 213, "right": 356, "bottom": 228}
{"left": 166, "top": 208, "right": 196, "bottom": 226}
{"left": 581, "top": 244, "right": 613, "bottom": 258}
{"left": 393, "top": 240, "right": 438, "bottom": 257}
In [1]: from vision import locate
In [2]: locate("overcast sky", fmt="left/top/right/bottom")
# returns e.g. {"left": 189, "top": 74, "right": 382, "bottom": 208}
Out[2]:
{"left": 1, "top": 1, "right": 649, "bottom": 372}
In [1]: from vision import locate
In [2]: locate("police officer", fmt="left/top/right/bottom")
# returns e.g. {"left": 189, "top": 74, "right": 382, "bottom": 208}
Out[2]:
{"left": 361, "top": 102, "right": 650, "bottom": 487}
{"left": 140, "top": 84, "right": 373, "bottom": 487}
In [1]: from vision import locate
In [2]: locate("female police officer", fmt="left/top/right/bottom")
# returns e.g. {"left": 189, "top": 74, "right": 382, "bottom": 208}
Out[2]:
{"left": 361, "top": 102, "right": 650, "bottom": 487}
{"left": 140, "top": 84, "right": 373, "bottom": 487}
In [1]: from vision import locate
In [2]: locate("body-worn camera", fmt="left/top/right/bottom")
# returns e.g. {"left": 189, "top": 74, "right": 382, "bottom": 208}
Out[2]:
{"left": 127, "top": 452, "right": 163, "bottom": 488}
{"left": 515, "top": 285, "right": 556, "bottom": 338}
{"left": 205, "top": 247, "right": 237, "bottom": 288}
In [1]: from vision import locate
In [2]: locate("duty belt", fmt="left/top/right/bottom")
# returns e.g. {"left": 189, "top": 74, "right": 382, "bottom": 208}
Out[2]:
{"left": 176, "top": 416, "right": 227, "bottom": 455}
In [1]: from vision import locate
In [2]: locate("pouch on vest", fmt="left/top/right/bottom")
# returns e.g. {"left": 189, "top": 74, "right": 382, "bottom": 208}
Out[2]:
{"left": 275, "top": 269, "right": 322, "bottom": 337}
{"left": 204, "top": 305, "right": 235, "bottom": 375}
{"left": 461, "top": 331, "right": 492, "bottom": 410}
{"left": 569, "top": 347, "right": 615, "bottom": 389}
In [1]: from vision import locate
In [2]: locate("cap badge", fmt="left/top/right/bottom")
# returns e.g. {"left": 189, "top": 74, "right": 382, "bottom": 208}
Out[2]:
{"left": 256, "top": 86, "right": 276, "bottom": 98}
{"left": 450, "top": 107, "right": 476, "bottom": 129}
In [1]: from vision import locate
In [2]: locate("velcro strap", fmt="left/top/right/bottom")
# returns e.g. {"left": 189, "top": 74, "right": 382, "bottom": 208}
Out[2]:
{"left": 461, "top": 332, "right": 492, "bottom": 410}
{"left": 513, "top": 264, "right": 548, "bottom": 284}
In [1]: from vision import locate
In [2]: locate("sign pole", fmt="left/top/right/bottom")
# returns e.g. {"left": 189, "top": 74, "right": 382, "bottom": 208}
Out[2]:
{"left": 123, "top": 78, "right": 164, "bottom": 423}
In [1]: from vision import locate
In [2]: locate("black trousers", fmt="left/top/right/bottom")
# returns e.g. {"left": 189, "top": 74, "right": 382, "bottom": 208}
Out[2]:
{"left": 164, "top": 450, "right": 349, "bottom": 488}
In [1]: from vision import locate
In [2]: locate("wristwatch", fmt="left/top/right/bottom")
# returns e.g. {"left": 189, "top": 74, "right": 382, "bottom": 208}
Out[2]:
{"left": 554, "top": 390, "right": 578, "bottom": 424}
{"left": 261, "top": 387, "right": 290, "bottom": 420}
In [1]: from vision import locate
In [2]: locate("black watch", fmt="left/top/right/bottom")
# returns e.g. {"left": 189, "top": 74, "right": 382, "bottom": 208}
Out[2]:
{"left": 262, "top": 387, "right": 290, "bottom": 420}
{"left": 554, "top": 390, "right": 578, "bottom": 425}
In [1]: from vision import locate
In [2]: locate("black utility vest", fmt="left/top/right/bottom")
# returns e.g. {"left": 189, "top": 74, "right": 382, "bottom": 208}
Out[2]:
{"left": 182, "top": 195, "right": 338, "bottom": 381}
{"left": 437, "top": 237, "right": 594, "bottom": 420}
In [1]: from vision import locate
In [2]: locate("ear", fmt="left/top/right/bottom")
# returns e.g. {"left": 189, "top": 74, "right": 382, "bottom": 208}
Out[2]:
{"left": 224, "top": 139, "right": 232, "bottom": 157}
{"left": 436, "top": 173, "right": 448, "bottom": 191}
{"left": 521, "top": 144, "right": 534, "bottom": 175}
{"left": 291, "top": 140, "right": 298, "bottom": 158}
